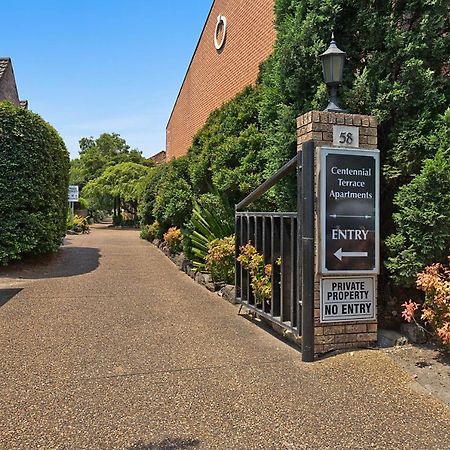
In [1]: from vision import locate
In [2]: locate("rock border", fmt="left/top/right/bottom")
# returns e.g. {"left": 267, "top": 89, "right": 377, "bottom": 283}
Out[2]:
{"left": 149, "top": 239, "right": 237, "bottom": 305}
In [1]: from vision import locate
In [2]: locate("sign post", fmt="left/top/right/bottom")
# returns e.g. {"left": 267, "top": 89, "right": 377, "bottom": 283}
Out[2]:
{"left": 68, "top": 185, "right": 79, "bottom": 215}
{"left": 319, "top": 147, "right": 379, "bottom": 323}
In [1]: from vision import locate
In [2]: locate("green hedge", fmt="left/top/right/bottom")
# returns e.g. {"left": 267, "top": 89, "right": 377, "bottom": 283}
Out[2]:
{"left": 0, "top": 102, "right": 70, "bottom": 264}
{"left": 386, "top": 110, "right": 450, "bottom": 286}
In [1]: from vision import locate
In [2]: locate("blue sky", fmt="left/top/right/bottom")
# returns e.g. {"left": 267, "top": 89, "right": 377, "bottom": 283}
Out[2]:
{"left": 2, "top": 0, "right": 211, "bottom": 159}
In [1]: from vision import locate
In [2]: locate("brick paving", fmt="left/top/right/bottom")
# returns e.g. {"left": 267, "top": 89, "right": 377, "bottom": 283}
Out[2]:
{"left": 0, "top": 225, "right": 449, "bottom": 449}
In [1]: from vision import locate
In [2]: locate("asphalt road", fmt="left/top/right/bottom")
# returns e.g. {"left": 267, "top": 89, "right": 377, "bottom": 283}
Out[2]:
{"left": 1, "top": 225, "right": 449, "bottom": 449}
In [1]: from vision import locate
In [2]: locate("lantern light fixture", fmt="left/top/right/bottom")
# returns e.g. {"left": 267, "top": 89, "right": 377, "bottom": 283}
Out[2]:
{"left": 319, "top": 33, "right": 346, "bottom": 113}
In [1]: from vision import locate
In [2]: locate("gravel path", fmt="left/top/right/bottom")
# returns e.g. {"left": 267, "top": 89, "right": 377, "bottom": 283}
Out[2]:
{"left": 1, "top": 225, "right": 449, "bottom": 449}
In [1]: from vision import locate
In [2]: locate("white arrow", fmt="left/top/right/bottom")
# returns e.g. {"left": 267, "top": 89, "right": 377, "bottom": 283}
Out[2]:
{"left": 334, "top": 248, "right": 368, "bottom": 261}
{"left": 329, "top": 214, "right": 372, "bottom": 219}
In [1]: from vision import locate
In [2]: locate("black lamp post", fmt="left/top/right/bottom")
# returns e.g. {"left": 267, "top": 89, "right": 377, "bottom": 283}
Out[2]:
{"left": 319, "top": 33, "right": 346, "bottom": 113}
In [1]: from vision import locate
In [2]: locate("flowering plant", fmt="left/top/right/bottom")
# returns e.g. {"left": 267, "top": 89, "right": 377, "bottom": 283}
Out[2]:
{"left": 205, "top": 235, "right": 235, "bottom": 284}
{"left": 402, "top": 252, "right": 450, "bottom": 346}
{"left": 163, "top": 227, "right": 183, "bottom": 253}
{"left": 237, "top": 243, "right": 280, "bottom": 305}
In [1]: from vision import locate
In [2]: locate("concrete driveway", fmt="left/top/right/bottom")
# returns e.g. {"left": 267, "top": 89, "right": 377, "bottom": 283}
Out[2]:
{"left": 1, "top": 225, "right": 449, "bottom": 449}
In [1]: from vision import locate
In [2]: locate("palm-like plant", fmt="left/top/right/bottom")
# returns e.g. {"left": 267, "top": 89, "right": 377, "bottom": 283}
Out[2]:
{"left": 189, "top": 200, "right": 234, "bottom": 269}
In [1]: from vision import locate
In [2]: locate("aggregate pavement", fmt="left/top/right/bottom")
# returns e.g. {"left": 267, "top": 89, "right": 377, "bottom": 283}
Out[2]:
{"left": 1, "top": 225, "right": 449, "bottom": 449}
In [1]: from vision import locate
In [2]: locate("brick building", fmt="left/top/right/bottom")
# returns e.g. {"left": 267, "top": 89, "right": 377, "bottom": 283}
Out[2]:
{"left": 166, "top": 0, "right": 276, "bottom": 159}
{"left": 0, "top": 57, "right": 27, "bottom": 108}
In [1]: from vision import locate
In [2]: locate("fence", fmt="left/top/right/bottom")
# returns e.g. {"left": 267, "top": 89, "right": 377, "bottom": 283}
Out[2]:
{"left": 235, "top": 141, "right": 315, "bottom": 361}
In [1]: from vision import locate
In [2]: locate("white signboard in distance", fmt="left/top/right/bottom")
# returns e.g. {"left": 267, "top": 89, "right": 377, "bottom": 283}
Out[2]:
{"left": 68, "top": 185, "right": 79, "bottom": 202}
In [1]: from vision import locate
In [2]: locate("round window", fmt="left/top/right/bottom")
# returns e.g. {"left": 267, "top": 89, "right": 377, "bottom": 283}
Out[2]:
{"left": 214, "top": 15, "right": 227, "bottom": 50}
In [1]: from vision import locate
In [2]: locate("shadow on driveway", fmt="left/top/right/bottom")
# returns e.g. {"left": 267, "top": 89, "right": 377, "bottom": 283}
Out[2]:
{"left": 0, "top": 246, "right": 101, "bottom": 280}
{"left": 0, "top": 288, "right": 22, "bottom": 307}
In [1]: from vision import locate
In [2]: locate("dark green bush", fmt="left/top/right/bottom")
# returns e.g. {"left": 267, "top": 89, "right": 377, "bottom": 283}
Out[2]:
{"left": 386, "top": 111, "right": 450, "bottom": 286}
{"left": 151, "top": 157, "right": 193, "bottom": 230}
{"left": 258, "top": 0, "right": 449, "bottom": 210}
{"left": 188, "top": 86, "right": 266, "bottom": 207}
{"left": 0, "top": 102, "right": 70, "bottom": 264}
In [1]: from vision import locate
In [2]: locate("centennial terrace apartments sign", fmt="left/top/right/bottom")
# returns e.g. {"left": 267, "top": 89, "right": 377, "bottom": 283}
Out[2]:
{"left": 319, "top": 146, "right": 380, "bottom": 323}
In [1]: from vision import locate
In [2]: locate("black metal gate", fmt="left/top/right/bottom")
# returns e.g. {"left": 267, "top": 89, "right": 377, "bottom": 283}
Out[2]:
{"left": 235, "top": 141, "right": 315, "bottom": 361}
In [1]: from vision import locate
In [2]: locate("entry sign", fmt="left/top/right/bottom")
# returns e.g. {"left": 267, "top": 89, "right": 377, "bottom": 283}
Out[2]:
{"left": 68, "top": 185, "right": 79, "bottom": 202}
{"left": 320, "top": 147, "right": 380, "bottom": 274}
{"left": 321, "top": 277, "right": 376, "bottom": 323}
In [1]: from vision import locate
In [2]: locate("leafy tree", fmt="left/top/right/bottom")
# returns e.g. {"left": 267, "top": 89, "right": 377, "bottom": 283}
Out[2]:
{"left": 71, "top": 133, "right": 150, "bottom": 186}
{"left": 82, "top": 162, "right": 151, "bottom": 219}
{"left": 0, "top": 102, "right": 69, "bottom": 264}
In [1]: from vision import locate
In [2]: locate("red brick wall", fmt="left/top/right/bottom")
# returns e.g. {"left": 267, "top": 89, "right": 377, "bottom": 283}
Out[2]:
{"left": 166, "top": 0, "right": 276, "bottom": 159}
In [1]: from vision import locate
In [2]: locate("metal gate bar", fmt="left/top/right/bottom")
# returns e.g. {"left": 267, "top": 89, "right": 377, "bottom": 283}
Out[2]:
{"left": 235, "top": 142, "right": 315, "bottom": 361}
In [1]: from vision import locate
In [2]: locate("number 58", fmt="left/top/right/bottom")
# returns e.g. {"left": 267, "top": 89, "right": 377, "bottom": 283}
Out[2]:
{"left": 339, "top": 132, "right": 353, "bottom": 145}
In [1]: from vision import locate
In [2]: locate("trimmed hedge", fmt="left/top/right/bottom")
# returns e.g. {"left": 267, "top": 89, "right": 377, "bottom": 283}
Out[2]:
{"left": 0, "top": 102, "right": 70, "bottom": 264}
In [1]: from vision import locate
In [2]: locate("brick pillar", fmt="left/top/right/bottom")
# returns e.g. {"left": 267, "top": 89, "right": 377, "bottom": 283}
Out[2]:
{"left": 297, "top": 110, "right": 378, "bottom": 354}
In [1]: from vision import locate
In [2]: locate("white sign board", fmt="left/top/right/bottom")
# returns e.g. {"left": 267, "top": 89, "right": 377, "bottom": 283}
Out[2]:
{"left": 68, "top": 185, "right": 79, "bottom": 202}
{"left": 320, "top": 277, "right": 376, "bottom": 323}
{"left": 333, "top": 125, "right": 359, "bottom": 148}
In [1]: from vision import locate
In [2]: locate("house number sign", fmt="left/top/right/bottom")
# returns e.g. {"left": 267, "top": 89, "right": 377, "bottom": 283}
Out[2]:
{"left": 333, "top": 125, "right": 359, "bottom": 148}
{"left": 214, "top": 15, "right": 227, "bottom": 50}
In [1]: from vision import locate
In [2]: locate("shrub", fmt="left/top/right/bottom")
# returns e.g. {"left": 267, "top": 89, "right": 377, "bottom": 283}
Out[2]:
{"left": 88, "top": 210, "right": 105, "bottom": 223}
{"left": 386, "top": 148, "right": 450, "bottom": 286}
{"left": 140, "top": 221, "right": 162, "bottom": 241}
{"left": 71, "top": 215, "right": 90, "bottom": 233}
{"left": 163, "top": 227, "right": 183, "bottom": 253}
{"left": 0, "top": 102, "right": 69, "bottom": 264}
{"left": 187, "top": 86, "right": 266, "bottom": 207}
{"left": 237, "top": 243, "right": 273, "bottom": 305}
{"left": 402, "top": 254, "right": 450, "bottom": 346}
{"left": 187, "top": 200, "right": 234, "bottom": 269}
{"left": 151, "top": 157, "right": 193, "bottom": 230}
{"left": 205, "top": 235, "right": 235, "bottom": 284}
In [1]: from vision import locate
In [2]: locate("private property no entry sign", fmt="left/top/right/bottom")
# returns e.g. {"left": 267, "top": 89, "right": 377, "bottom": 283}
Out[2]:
{"left": 320, "top": 147, "right": 380, "bottom": 275}
{"left": 320, "top": 277, "right": 376, "bottom": 323}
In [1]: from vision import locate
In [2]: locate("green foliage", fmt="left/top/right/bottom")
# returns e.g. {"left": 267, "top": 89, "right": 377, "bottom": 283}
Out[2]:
{"left": 386, "top": 115, "right": 450, "bottom": 286}
{"left": 205, "top": 235, "right": 235, "bottom": 284}
{"left": 0, "top": 102, "right": 70, "bottom": 264}
{"left": 138, "top": 164, "right": 169, "bottom": 226}
{"left": 140, "top": 221, "right": 162, "bottom": 241}
{"left": 188, "top": 200, "right": 235, "bottom": 269}
{"left": 67, "top": 214, "right": 90, "bottom": 234}
{"left": 82, "top": 162, "right": 151, "bottom": 212}
{"left": 71, "top": 133, "right": 150, "bottom": 186}
{"left": 163, "top": 227, "right": 183, "bottom": 253}
{"left": 151, "top": 157, "right": 193, "bottom": 229}
{"left": 259, "top": 0, "right": 449, "bottom": 200}
{"left": 188, "top": 87, "right": 267, "bottom": 206}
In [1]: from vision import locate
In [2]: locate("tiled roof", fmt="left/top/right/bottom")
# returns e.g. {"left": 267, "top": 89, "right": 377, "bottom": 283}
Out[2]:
{"left": 0, "top": 57, "right": 11, "bottom": 80}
